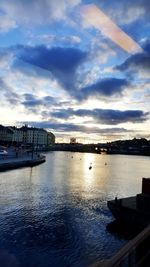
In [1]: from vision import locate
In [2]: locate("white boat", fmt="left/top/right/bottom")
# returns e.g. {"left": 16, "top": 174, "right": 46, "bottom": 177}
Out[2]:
{"left": 0, "top": 150, "right": 8, "bottom": 155}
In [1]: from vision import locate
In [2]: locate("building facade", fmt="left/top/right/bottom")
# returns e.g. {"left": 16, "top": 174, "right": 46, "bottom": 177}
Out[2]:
{"left": 0, "top": 125, "right": 13, "bottom": 144}
{"left": 11, "top": 126, "right": 24, "bottom": 143}
{"left": 20, "top": 126, "right": 49, "bottom": 148}
{"left": 47, "top": 132, "right": 55, "bottom": 145}
{"left": 0, "top": 124, "right": 55, "bottom": 147}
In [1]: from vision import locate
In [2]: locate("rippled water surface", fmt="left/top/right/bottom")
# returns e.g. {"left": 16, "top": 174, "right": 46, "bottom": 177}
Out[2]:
{"left": 0, "top": 152, "right": 150, "bottom": 267}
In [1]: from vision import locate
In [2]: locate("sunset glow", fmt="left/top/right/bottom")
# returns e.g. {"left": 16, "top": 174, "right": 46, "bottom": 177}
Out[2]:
{"left": 0, "top": 0, "right": 149, "bottom": 143}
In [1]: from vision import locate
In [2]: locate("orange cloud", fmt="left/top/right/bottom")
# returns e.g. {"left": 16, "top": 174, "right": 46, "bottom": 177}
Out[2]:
{"left": 82, "top": 4, "right": 143, "bottom": 54}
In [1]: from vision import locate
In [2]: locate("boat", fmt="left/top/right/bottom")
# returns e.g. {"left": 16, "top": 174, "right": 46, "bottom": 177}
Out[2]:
{"left": 107, "top": 178, "right": 150, "bottom": 228}
{"left": 0, "top": 149, "right": 8, "bottom": 155}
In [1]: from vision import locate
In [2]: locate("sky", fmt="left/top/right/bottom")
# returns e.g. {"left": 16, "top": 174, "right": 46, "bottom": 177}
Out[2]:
{"left": 0, "top": 0, "right": 150, "bottom": 143}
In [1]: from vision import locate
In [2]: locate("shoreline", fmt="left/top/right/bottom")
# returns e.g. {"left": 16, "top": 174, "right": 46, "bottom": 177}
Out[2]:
{"left": 47, "top": 147, "right": 150, "bottom": 157}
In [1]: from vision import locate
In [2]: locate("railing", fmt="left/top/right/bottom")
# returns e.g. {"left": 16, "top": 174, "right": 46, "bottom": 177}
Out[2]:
{"left": 103, "top": 224, "right": 150, "bottom": 267}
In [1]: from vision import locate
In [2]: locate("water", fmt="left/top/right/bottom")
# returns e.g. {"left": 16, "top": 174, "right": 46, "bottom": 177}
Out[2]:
{"left": 0, "top": 152, "right": 149, "bottom": 267}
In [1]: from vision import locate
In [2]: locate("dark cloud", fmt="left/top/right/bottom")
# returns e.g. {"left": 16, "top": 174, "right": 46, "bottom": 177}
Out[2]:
{"left": 78, "top": 78, "right": 129, "bottom": 100}
{"left": 19, "top": 121, "right": 87, "bottom": 132}
{"left": 116, "top": 40, "right": 150, "bottom": 73}
{"left": 50, "top": 108, "right": 74, "bottom": 119}
{"left": 22, "top": 93, "right": 57, "bottom": 108}
{"left": 0, "top": 78, "right": 19, "bottom": 105}
{"left": 13, "top": 45, "right": 130, "bottom": 101}
{"left": 50, "top": 108, "right": 149, "bottom": 125}
{"left": 19, "top": 120, "right": 132, "bottom": 135}
{"left": 18, "top": 45, "right": 86, "bottom": 73}
{"left": 22, "top": 94, "right": 42, "bottom": 107}
{"left": 15, "top": 45, "right": 86, "bottom": 91}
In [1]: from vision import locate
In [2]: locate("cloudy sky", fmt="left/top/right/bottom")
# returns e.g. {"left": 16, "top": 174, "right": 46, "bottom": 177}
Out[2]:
{"left": 0, "top": 0, "right": 150, "bottom": 143}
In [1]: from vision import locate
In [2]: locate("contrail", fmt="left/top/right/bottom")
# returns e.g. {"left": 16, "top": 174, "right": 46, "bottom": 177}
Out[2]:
{"left": 81, "top": 4, "right": 143, "bottom": 54}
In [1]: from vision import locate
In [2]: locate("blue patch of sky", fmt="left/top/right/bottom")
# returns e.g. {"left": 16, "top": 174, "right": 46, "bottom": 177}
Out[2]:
{"left": 145, "top": 89, "right": 150, "bottom": 94}
{"left": 100, "top": 45, "right": 129, "bottom": 69}
{"left": 0, "top": 28, "right": 27, "bottom": 47}
{"left": 0, "top": 8, "right": 5, "bottom": 15}
{"left": 121, "top": 20, "right": 150, "bottom": 43}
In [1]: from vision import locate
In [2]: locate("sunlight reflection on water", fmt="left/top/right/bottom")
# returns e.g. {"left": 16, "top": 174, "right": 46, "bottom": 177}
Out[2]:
{"left": 0, "top": 152, "right": 150, "bottom": 267}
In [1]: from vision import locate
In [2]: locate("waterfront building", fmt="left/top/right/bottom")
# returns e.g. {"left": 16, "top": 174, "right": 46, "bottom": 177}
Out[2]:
{"left": 10, "top": 126, "right": 24, "bottom": 144}
{"left": 20, "top": 126, "right": 48, "bottom": 148}
{"left": 0, "top": 124, "right": 55, "bottom": 148}
{"left": 0, "top": 125, "right": 14, "bottom": 144}
{"left": 47, "top": 132, "right": 55, "bottom": 145}
{"left": 70, "top": 137, "right": 76, "bottom": 144}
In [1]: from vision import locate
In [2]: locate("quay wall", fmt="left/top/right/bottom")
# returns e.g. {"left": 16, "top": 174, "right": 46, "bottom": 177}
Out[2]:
{"left": 0, "top": 155, "right": 46, "bottom": 172}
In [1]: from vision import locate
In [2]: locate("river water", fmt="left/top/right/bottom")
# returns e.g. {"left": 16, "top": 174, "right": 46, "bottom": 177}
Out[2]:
{"left": 0, "top": 152, "right": 149, "bottom": 267}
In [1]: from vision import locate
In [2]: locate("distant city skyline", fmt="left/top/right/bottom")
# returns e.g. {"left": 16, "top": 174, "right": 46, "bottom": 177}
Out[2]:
{"left": 0, "top": 0, "right": 150, "bottom": 143}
